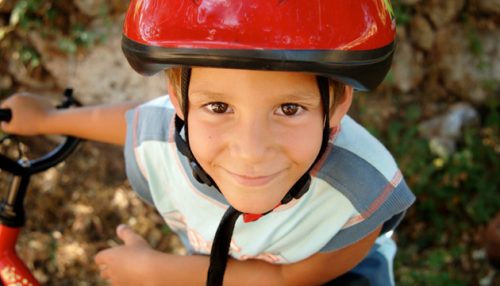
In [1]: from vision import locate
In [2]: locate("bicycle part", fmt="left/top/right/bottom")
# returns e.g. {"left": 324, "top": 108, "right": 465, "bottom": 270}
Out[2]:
{"left": 57, "top": 88, "right": 82, "bottom": 109}
{"left": 0, "top": 110, "right": 11, "bottom": 123}
{"left": 0, "top": 88, "right": 81, "bottom": 286}
{"left": 0, "top": 88, "right": 81, "bottom": 176}
{"left": 0, "top": 225, "right": 39, "bottom": 286}
{"left": 0, "top": 89, "right": 81, "bottom": 222}
{"left": 0, "top": 173, "right": 29, "bottom": 227}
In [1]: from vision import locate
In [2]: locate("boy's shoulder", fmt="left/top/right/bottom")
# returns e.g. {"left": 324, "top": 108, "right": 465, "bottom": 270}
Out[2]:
{"left": 140, "top": 95, "right": 173, "bottom": 108}
{"left": 126, "top": 95, "right": 176, "bottom": 144}
{"left": 315, "top": 115, "right": 412, "bottom": 219}
{"left": 312, "top": 116, "right": 414, "bottom": 252}
{"left": 319, "top": 115, "right": 399, "bottom": 180}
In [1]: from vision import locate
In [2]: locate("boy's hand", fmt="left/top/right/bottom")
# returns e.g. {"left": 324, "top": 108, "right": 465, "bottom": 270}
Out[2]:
{"left": 95, "top": 224, "right": 157, "bottom": 286}
{"left": 0, "top": 93, "right": 54, "bottom": 135}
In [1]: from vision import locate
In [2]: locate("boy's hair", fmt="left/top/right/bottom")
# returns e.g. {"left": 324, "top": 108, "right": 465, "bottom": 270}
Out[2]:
{"left": 166, "top": 68, "right": 346, "bottom": 118}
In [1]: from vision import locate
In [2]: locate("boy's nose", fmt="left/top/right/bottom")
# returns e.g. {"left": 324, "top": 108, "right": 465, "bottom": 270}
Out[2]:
{"left": 230, "top": 117, "right": 273, "bottom": 162}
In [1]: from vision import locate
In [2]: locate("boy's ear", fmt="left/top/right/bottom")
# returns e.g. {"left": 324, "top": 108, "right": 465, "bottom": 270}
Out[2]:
{"left": 329, "top": 85, "right": 353, "bottom": 128}
{"left": 168, "top": 83, "right": 184, "bottom": 120}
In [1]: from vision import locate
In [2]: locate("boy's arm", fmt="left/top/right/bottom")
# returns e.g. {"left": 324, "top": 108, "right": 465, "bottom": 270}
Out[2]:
{"left": 96, "top": 225, "right": 381, "bottom": 286}
{"left": 191, "top": 225, "right": 381, "bottom": 286}
{"left": 1, "top": 93, "right": 142, "bottom": 145}
{"left": 44, "top": 101, "right": 141, "bottom": 145}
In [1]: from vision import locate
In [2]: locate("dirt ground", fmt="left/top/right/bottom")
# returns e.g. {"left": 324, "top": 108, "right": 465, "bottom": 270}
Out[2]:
{"left": 1, "top": 137, "right": 185, "bottom": 285}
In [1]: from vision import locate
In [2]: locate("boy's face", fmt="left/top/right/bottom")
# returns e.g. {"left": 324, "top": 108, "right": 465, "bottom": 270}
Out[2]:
{"left": 173, "top": 68, "right": 341, "bottom": 214}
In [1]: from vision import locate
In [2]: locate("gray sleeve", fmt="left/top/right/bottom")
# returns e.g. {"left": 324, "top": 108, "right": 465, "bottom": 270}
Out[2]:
{"left": 315, "top": 144, "right": 416, "bottom": 253}
{"left": 124, "top": 108, "right": 154, "bottom": 205}
{"left": 319, "top": 179, "right": 414, "bottom": 252}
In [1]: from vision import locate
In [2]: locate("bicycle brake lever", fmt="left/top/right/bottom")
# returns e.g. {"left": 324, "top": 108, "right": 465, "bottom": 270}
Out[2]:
{"left": 56, "top": 88, "right": 82, "bottom": 109}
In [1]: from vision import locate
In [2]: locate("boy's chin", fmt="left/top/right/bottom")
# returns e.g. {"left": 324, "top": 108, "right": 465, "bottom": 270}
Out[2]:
{"left": 227, "top": 198, "right": 281, "bottom": 215}
{"left": 218, "top": 183, "right": 294, "bottom": 214}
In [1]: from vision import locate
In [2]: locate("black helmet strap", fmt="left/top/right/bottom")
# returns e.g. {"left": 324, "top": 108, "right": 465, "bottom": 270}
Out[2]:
{"left": 173, "top": 67, "right": 331, "bottom": 286}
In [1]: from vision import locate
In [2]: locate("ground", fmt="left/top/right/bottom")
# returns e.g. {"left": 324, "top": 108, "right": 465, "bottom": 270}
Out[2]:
{"left": 1, "top": 137, "right": 184, "bottom": 285}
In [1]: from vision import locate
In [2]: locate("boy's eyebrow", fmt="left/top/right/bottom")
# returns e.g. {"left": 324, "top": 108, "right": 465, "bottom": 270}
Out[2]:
{"left": 189, "top": 90, "right": 226, "bottom": 99}
{"left": 189, "top": 89, "right": 223, "bottom": 96}
{"left": 280, "top": 91, "right": 319, "bottom": 102}
{"left": 189, "top": 90, "right": 320, "bottom": 103}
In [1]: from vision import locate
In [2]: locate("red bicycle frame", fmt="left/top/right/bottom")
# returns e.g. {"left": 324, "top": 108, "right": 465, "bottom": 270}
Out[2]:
{"left": 0, "top": 225, "right": 39, "bottom": 285}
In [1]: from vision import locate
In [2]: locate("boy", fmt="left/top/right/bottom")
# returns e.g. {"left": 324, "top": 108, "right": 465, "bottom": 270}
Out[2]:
{"left": 1, "top": 1, "right": 415, "bottom": 285}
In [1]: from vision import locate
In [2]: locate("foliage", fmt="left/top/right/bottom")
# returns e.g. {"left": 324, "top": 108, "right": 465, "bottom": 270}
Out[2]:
{"left": 0, "top": 0, "right": 113, "bottom": 88}
{"left": 392, "top": 1, "right": 413, "bottom": 26}
{"left": 356, "top": 96, "right": 499, "bottom": 285}
{"left": 8, "top": 0, "right": 108, "bottom": 53}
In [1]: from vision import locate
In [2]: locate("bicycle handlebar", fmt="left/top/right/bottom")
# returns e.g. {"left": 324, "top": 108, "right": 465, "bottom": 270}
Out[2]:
{"left": 0, "top": 109, "right": 12, "bottom": 122}
{"left": 0, "top": 89, "right": 82, "bottom": 176}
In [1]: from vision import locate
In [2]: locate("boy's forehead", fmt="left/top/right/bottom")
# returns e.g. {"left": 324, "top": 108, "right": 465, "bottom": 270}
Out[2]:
{"left": 189, "top": 68, "right": 319, "bottom": 96}
{"left": 190, "top": 67, "right": 317, "bottom": 83}
{"left": 189, "top": 68, "right": 319, "bottom": 102}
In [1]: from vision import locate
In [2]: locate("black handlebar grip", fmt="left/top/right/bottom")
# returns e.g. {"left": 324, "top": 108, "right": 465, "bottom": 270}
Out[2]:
{"left": 0, "top": 109, "right": 12, "bottom": 122}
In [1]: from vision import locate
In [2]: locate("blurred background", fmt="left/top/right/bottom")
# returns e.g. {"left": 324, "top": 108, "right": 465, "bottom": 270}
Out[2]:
{"left": 0, "top": 0, "right": 498, "bottom": 285}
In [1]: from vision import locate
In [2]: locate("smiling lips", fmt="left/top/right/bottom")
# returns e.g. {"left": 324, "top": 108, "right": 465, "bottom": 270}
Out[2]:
{"left": 224, "top": 169, "right": 283, "bottom": 187}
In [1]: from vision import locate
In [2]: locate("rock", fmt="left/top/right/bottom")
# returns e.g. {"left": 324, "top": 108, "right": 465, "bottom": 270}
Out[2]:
{"left": 422, "top": 0, "right": 466, "bottom": 27}
{"left": 74, "top": 0, "right": 107, "bottom": 17}
{"left": 399, "top": 0, "right": 421, "bottom": 5}
{"left": 419, "top": 103, "right": 479, "bottom": 157}
{"left": 477, "top": 0, "right": 500, "bottom": 14}
{"left": 7, "top": 49, "right": 55, "bottom": 89}
{"left": 65, "top": 36, "right": 165, "bottom": 104}
{"left": 75, "top": 0, "right": 128, "bottom": 17}
{"left": 439, "top": 103, "right": 479, "bottom": 138}
{"left": 434, "top": 25, "right": 500, "bottom": 103}
{"left": 410, "top": 15, "right": 435, "bottom": 50}
{"left": 0, "top": 0, "right": 13, "bottom": 13}
{"left": 392, "top": 41, "right": 424, "bottom": 92}
{"left": 469, "top": 85, "right": 489, "bottom": 103}
{"left": 0, "top": 74, "right": 12, "bottom": 90}
{"left": 29, "top": 18, "right": 164, "bottom": 104}
{"left": 482, "top": 29, "right": 500, "bottom": 84}
{"left": 486, "top": 212, "right": 500, "bottom": 270}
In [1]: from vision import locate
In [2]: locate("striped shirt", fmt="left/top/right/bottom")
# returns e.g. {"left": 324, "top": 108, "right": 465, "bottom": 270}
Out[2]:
{"left": 124, "top": 96, "right": 415, "bottom": 264}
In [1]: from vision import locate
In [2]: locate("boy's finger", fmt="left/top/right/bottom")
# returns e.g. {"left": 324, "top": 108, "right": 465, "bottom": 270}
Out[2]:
{"left": 98, "top": 263, "right": 111, "bottom": 280}
{"left": 116, "top": 224, "right": 146, "bottom": 246}
{"left": 94, "top": 250, "right": 105, "bottom": 264}
{"left": 94, "top": 248, "right": 112, "bottom": 265}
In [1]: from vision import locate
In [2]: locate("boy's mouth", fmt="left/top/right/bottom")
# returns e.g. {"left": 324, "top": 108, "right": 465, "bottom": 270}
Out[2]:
{"left": 223, "top": 168, "right": 284, "bottom": 187}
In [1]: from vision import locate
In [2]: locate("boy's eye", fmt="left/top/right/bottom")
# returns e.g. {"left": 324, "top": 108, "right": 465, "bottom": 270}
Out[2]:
{"left": 278, "top": 103, "right": 302, "bottom": 116}
{"left": 206, "top": 102, "right": 230, "bottom": 113}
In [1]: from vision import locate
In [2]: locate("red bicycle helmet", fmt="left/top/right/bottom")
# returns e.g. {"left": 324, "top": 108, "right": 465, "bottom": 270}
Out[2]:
{"left": 122, "top": 0, "right": 396, "bottom": 91}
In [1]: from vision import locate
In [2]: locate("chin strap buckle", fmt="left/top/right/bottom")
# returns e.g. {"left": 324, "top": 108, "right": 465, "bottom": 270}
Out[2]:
{"left": 190, "top": 161, "right": 214, "bottom": 186}
{"left": 242, "top": 213, "right": 264, "bottom": 223}
{"left": 281, "top": 173, "right": 311, "bottom": 205}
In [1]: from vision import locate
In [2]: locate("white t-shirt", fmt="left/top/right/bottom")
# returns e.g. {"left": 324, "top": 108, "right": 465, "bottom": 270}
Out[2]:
{"left": 124, "top": 96, "right": 415, "bottom": 264}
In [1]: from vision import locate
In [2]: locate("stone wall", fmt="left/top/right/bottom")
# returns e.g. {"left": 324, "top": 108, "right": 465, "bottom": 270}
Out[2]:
{"left": 389, "top": 0, "right": 499, "bottom": 105}
{"left": 1, "top": 1, "right": 498, "bottom": 107}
